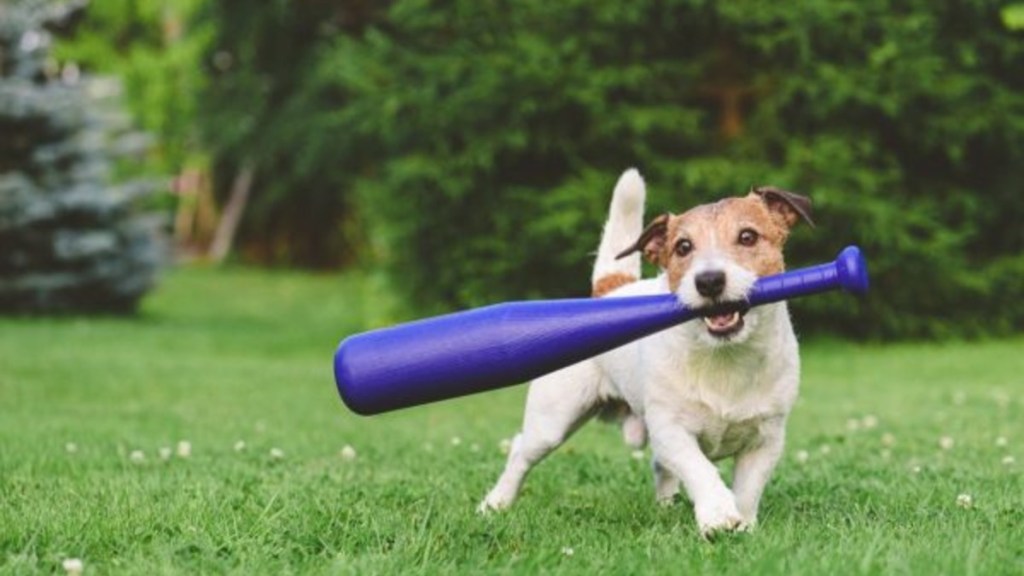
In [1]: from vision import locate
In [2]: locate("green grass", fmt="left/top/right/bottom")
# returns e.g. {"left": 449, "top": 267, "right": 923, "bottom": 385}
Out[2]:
{"left": 1, "top": 267, "right": 1022, "bottom": 575}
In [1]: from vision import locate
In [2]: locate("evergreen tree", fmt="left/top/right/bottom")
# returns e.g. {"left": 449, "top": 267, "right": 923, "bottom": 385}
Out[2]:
{"left": 0, "top": 0, "right": 164, "bottom": 313}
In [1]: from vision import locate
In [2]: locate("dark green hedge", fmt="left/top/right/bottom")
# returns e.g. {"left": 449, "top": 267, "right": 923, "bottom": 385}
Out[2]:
{"left": 204, "top": 0, "right": 1024, "bottom": 338}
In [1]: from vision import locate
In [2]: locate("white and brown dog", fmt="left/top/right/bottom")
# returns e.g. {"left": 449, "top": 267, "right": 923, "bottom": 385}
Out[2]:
{"left": 479, "top": 168, "right": 814, "bottom": 537}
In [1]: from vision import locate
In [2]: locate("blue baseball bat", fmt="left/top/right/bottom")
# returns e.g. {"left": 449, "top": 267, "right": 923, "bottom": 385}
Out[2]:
{"left": 335, "top": 245, "right": 868, "bottom": 415}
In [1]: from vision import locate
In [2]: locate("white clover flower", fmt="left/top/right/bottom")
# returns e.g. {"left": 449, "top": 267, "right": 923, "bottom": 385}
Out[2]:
{"left": 1002, "top": 455, "right": 1015, "bottom": 466}
{"left": 996, "top": 436, "right": 1008, "bottom": 447}
{"left": 65, "top": 442, "right": 78, "bottom": 454}
{"left": 631, "top": 449, "right": 646, "bottom": 461}
{"left": 911, "top": 465, "right": 921, "bottom": 474}
{"left": 129, "top": 450, "right": 145, "bottom": 463}
{"left": 956, "top": 493, "right": 973, "bottom": 509}
{"left": 176, "top": 440, "right": 192, "bottom": 458}
{"left": 846, "top": 419, "right": 861, "bottom": 432}
{"left": 795, "top": 450, "right": 809, "bottom": 464}
{"left": 158, "top": 447, "right": 172, "bottom": 461}
{"left": 862, "top": 415, "right": 878, "bottom": 429}
{"left": 269, "top": 447, "right": 285, "bottom": 459}
{"left": 561, "top": 546, "right": 574, "bottom": 556}
{"left": 450, "top": 436, "right": 462, "bottom": 447}
{"left": 939, "top": 436, "right": 955, "bottom": 450}
{"left": 819, "top": 445, "right": 831, "bottom": 455}
{"left": 881, "top": 433, "right": 896, "bottom": 447}
{"left": 340, "top": 445, "right": 357, "bottom": 460}
{"left": 234, "top": 440, "right": 247, "bottom": 452}
{"left": 498, "top": 438, "right": 512, "bottom": 454}
{"left": 62, "top": 558, "right": 83, "bottom": 575}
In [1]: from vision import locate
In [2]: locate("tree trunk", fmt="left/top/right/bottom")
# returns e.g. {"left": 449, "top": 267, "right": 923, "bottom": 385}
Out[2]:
{"left": 208, "top": 162, "right": 255, "bottom": 263}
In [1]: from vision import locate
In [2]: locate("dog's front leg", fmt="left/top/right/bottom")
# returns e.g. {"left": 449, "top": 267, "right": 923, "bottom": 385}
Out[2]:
{"left": 731, "top": 419, "right": 785, "bottom": 530}
{"left": 646, "top": 411, "right": 742, "bottom": 537}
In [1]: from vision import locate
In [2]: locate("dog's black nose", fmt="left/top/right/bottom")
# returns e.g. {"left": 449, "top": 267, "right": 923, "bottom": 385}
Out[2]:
{"left": 695, "top": 270, "right": 726, "bottom": 298}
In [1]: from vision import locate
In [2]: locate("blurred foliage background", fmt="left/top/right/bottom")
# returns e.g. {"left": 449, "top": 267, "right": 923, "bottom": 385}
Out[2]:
{"left": 4, "top": 0, "right": 1024, "bottom": 338}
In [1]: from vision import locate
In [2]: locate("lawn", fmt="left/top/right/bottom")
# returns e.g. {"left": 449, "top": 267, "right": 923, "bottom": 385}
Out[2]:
{"left": 1, "top": 267, "right": 1022, "bottom": 575}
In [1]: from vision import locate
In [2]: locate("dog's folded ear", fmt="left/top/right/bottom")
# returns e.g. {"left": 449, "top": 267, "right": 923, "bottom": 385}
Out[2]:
{"left": 616, "top": 213, "right": 671, "bottom": 265}
{"left": 752, "top": 186, "right": 815, "bottom": 229}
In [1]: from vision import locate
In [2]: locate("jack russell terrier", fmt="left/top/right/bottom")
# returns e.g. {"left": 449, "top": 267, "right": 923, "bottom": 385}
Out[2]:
{"left": 479, "top": 168, "right": 814, "bottom": 537}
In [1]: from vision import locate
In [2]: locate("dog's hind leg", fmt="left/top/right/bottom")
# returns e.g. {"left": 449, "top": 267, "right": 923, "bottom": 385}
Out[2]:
{"left": 652, "top": 458, "right": 681, "bottom": 504}
{"left": 478, "top": 361, "right": 602, "bottom": 513}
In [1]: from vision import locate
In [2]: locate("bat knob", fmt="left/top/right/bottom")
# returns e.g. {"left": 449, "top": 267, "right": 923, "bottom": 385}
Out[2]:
{"left": 836, "top": 245, "right": 869, "bottom": 295}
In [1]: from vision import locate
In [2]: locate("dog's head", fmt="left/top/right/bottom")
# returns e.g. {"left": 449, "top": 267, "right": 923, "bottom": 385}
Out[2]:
{"left": 617, "top": 187, "right": 814, "bottom": 346}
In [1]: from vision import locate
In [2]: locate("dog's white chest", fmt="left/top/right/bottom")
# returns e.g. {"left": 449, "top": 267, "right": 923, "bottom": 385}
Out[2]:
{"left": 637, "top": 333, "right": 798, "bottom": 460}
{"left": 695, "top": 416, "right": 766, "bottom": 460}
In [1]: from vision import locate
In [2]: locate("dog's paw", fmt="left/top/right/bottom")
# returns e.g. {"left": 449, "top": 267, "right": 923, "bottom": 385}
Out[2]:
{"left": 695, "top": 497, "right": 743, "bottom": 539}
{"left": 654, "top": 479, "right": 681, "bottom": 505}
{"left": 737, "top": 515, "right": 758, "bottom": 533}
{"left": 656, "top": 494, "right": 677, "bottom": 508}
{"left": 477, "top": 491, "right": 514, "bottom": 515}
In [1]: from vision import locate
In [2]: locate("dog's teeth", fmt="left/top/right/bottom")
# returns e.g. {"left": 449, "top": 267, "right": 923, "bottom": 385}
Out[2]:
{"left": 703, "top": 311, "right": 740, "bottom": 331}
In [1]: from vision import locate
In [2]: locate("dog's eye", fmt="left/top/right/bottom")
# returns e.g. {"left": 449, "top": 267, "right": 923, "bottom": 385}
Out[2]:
{"left": 674, "top": 238, "right": 693, "bottom": 257}
{"left": 738, "top": 229, "right": 759, "bottom": 247}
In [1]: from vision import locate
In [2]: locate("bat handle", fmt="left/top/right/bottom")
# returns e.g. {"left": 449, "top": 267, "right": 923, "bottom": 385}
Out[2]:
{"left": 747, "top": 245, "right": 868, "bottom": 306}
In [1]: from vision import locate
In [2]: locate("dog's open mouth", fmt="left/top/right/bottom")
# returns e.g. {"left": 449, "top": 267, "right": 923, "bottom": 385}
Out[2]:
{"left": 699, "top": 303, "right": 748, "bottom": 338}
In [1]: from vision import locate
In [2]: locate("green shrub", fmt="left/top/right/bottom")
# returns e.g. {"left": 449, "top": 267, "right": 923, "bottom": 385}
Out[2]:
{"left": 326, "top": 0, "right": 1023, "bottom": 338}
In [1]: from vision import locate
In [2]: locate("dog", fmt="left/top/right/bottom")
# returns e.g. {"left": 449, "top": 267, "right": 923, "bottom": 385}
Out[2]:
{"left": 479, "top": 168, "right": 814, "bottom": 537}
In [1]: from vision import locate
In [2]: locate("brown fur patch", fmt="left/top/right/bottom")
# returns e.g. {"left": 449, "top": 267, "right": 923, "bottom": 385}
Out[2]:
{"left": 658, "top": 196, "right": 791, "bottom": 292}
{"left": 615, "top": 187, "right": 812, "bottom": 294}
{"left": 592, "top": 272, "right": 637, "bottom": 297}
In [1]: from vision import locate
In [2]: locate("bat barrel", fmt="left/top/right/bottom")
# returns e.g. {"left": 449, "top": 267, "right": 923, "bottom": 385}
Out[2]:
{"left": 335, "top": 295, "right": 690, "bottom": 415}
{"left": 335, "top": 245, "right": 867, "bottom": 415}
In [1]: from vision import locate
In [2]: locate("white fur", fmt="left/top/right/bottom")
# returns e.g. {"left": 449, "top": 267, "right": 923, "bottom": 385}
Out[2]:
{"left": 479, "top": 169, "right": 800, "bottom": 539}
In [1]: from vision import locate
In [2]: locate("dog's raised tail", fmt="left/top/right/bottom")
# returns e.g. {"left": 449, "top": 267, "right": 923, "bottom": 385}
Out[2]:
{"left": 592, "top": 168, "right": 645, "bottom": 297}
